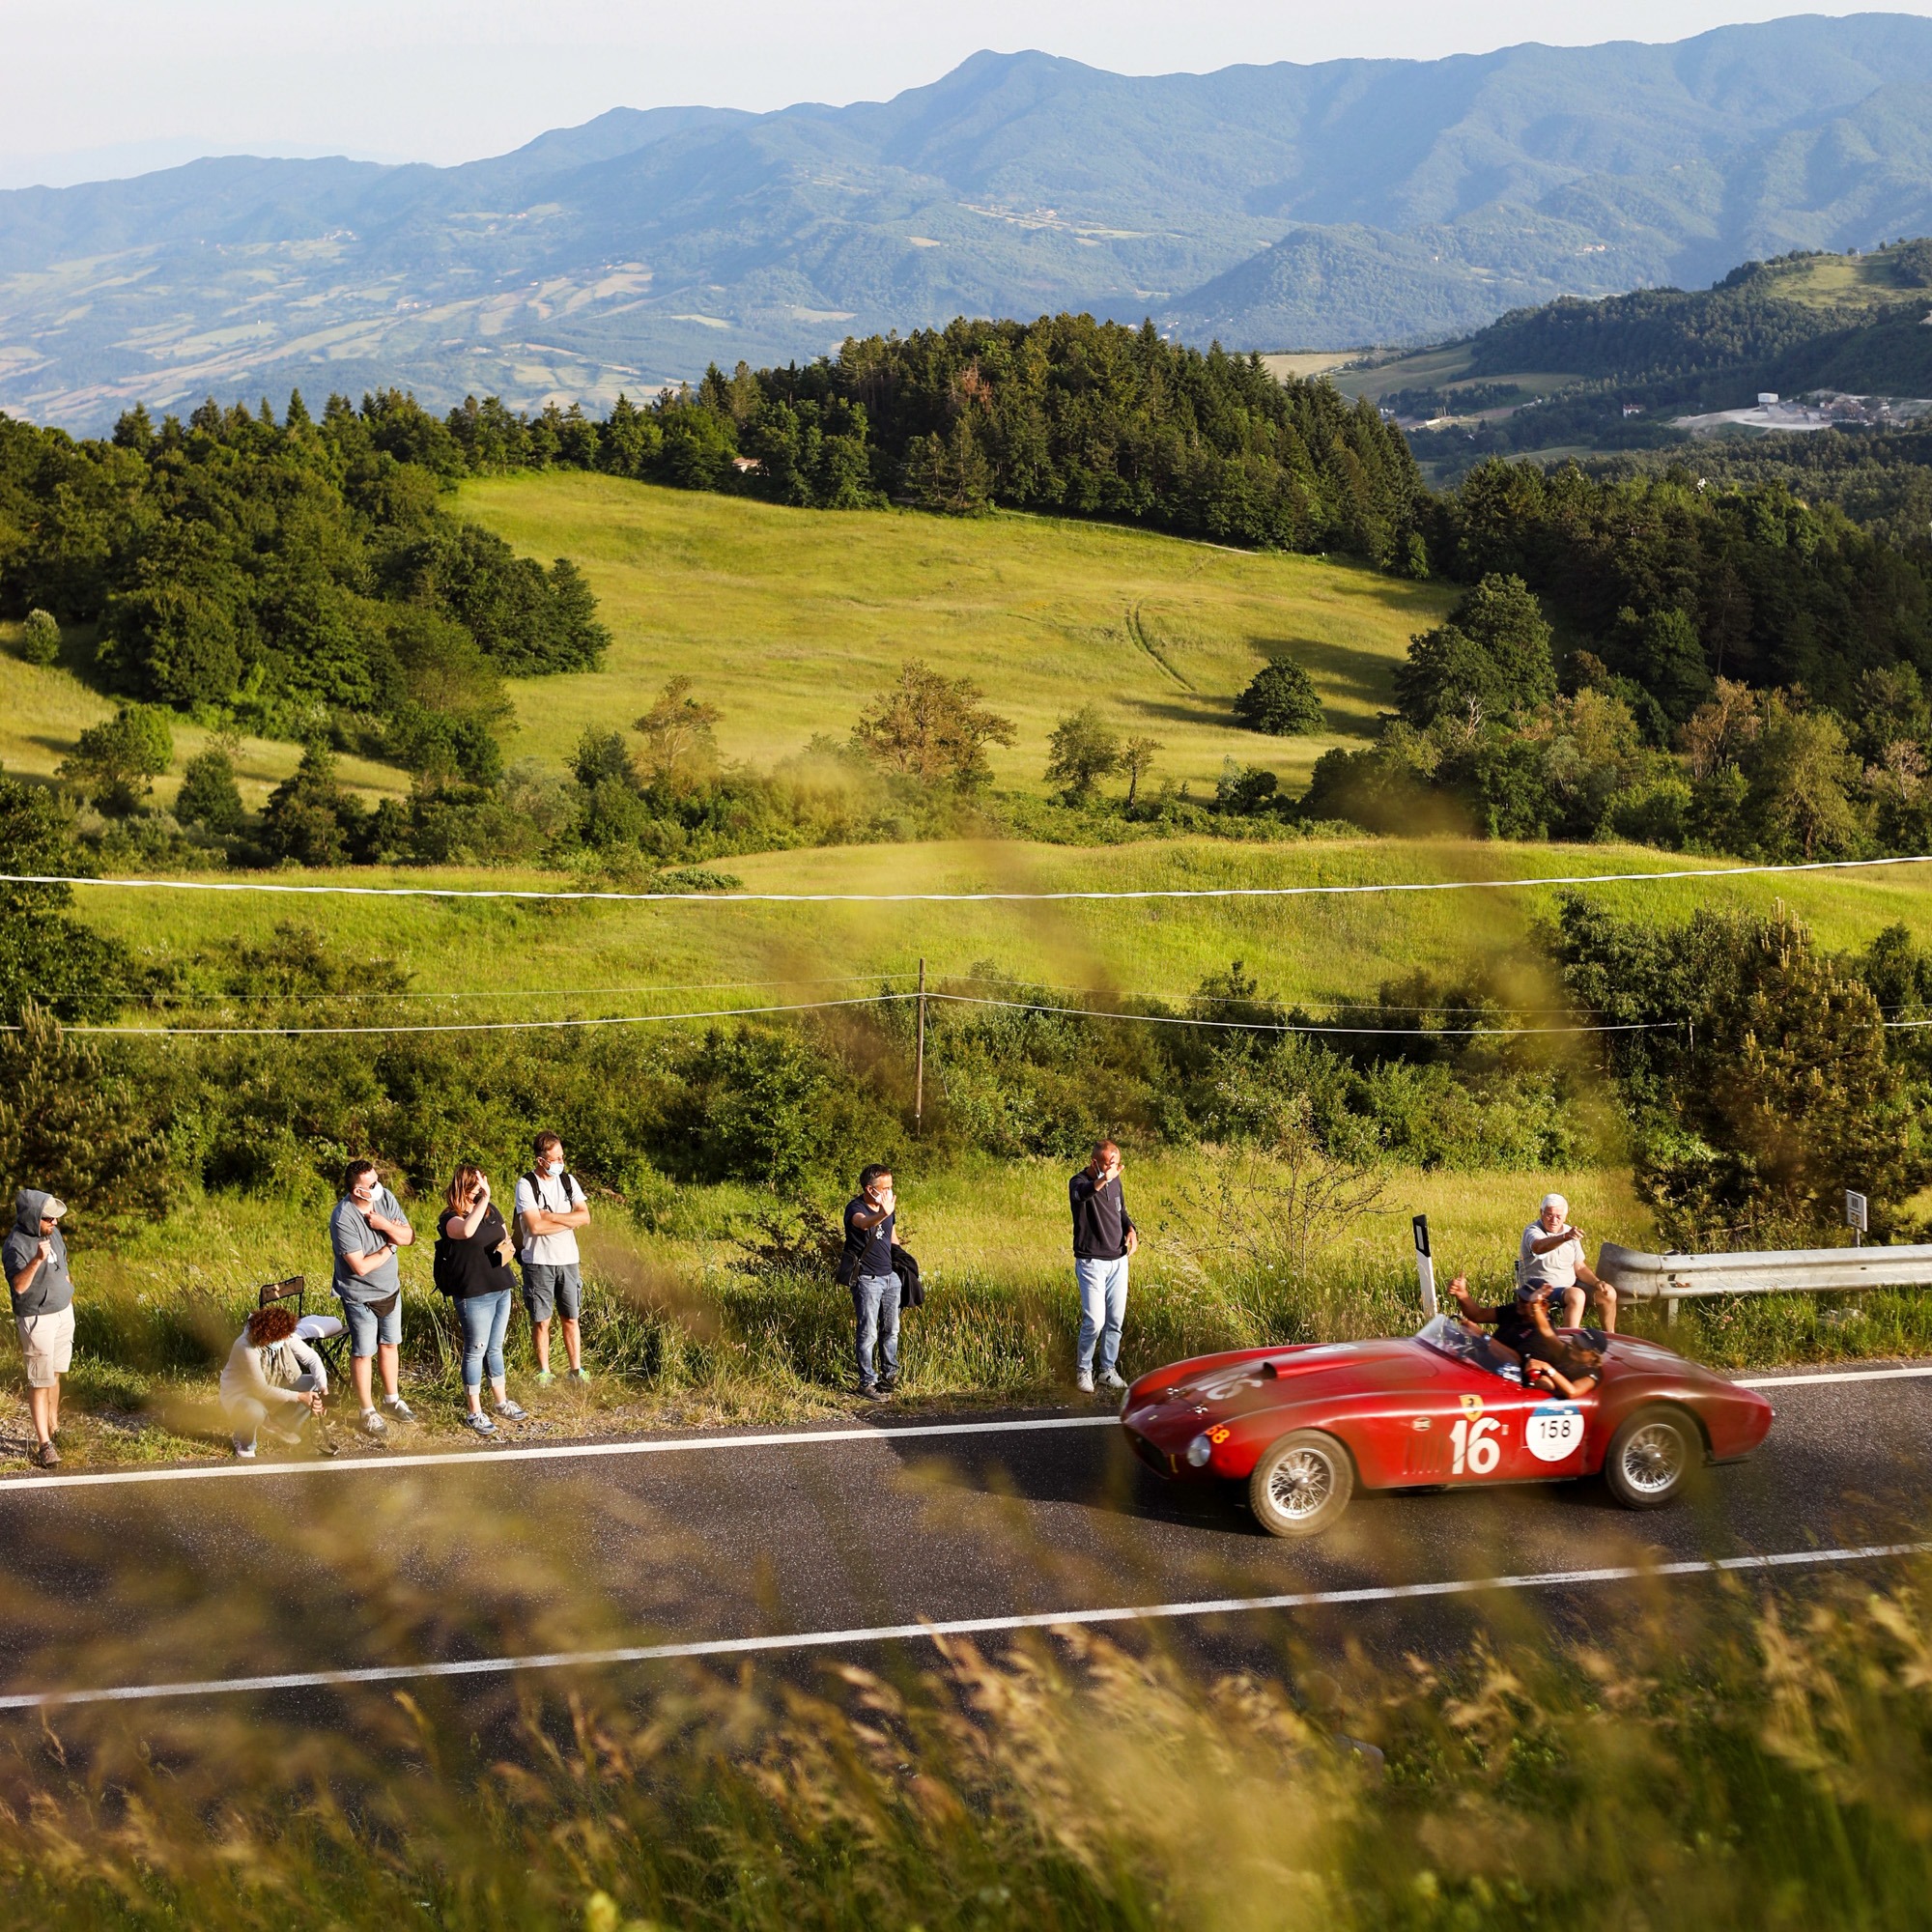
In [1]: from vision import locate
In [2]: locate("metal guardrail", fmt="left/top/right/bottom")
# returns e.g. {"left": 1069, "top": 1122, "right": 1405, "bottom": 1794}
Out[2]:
{"left": 1598, "top": 1239, "right": 1932, "bottom": 1322}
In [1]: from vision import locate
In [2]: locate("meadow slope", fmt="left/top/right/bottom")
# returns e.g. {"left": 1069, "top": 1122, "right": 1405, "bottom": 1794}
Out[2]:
{"left": 460, "top": 473, "right": 1451, "bottom": 798}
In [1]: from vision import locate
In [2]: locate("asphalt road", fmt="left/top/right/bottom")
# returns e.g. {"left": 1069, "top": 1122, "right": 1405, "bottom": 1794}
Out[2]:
{"left": 0, "top": 1365, "right": 1926, "bottom": 1713}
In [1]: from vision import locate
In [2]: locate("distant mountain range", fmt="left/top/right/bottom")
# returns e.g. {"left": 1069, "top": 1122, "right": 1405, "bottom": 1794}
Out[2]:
{"left": 15, "top": 14, "right": 1932, "bottom": 430}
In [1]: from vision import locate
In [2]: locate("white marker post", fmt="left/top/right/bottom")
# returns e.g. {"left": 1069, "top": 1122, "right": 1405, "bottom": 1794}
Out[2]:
{"left": 1847, "top": 1189, "right": 1868, "bottom": 1249}
{"left": 1412, "top": 1213, "right": 1437, "bottom": 1318}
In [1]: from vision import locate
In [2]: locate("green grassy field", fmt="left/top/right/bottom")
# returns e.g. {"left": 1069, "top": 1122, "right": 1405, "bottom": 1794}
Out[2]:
{"left": 70, "top": 835, "right": 1932, "bottom": 1023}
{"left": 460, "top": 473, "right": 1451, "bottom": 799}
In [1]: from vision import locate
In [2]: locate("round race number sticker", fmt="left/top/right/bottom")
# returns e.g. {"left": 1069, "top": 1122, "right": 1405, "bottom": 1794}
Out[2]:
{"left": 1525, "top": 1402, "right": 1586, "bottom": 1463}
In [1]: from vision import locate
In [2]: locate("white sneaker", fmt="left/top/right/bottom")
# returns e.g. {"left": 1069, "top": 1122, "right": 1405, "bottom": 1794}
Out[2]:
{"left": 464, "top": 1410, "right": 497, "bottom": 1436}
{"left": 1100, "top": 1369, "right": 1128, "bottom": 1391}
{"left": 359, "top": 1408, "right": 387, "bottom": 1437}
{"left": 382, "top": 1396, "right": 415, "bottom": 1424}
{"left": 232, "top": 1436, "right": 257, "bottom": 1459}
{"left": 1076, "top": 1370, "right": 1095, "bottom": 1394}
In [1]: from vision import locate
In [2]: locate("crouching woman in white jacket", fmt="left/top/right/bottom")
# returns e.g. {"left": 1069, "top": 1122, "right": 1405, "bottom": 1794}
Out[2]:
{"left": 221, "top": 1303, "right": 327, "bottom": 1457}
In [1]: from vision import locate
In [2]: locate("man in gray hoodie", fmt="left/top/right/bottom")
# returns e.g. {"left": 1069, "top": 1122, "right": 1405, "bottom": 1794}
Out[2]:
{"left": 4, "top": 1188, "right": 73, "bottom": 1468}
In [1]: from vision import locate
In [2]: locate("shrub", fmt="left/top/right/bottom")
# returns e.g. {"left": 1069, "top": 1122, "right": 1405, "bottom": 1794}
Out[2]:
{"left": 18, "top": 609, "right": 59, "bottom": 666}
{"left": 175, "top": 746, "right": 245, "bottom": 833}
{"left": 1233, "top": 659, "right": 1324, "bottom": 735}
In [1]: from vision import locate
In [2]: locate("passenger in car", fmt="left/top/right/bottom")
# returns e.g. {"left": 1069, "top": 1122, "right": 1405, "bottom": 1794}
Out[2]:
{"left": 1523, "top": 1342, "right": 1603, "bottom": 1399}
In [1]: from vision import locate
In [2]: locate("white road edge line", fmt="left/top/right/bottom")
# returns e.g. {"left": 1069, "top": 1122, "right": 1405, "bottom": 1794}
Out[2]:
{"left": 0, "top": 1413, "right": 1122, "bottom": 1493}
{"left": 1736, "top": 1365, "right": 1932, "bottom": 1388}
{"left": 3, "top": 1541, "right": 1923, "bottom": 1712}
{"left": 0, "top": 1360, "right": 1925, "bottom": 1495}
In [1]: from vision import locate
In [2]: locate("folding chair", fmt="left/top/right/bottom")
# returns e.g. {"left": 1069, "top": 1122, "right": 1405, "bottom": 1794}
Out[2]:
{"left": 256, "top": 1274, "right": 348, "bottom": 1383}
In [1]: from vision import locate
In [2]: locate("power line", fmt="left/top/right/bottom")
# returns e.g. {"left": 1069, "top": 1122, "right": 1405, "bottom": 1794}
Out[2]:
{"left": 7, "top": 849, "right": 1932, "bottom": 904}
{"left": 30, "top": 988, "right": 1675, "bottom": 1042}
{"left": 121, "top": 972, "right": 918, "bottom": 1008}
{"left": 36, "top": 994, "right": 918, "bottom": 1038}
{"left": 924, "top": 992, "right": 1674, "bottom": 1038}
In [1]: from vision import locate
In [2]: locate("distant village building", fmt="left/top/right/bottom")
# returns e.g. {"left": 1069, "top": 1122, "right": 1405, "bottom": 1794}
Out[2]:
{"left": 1621, "top": 403, "right": 1641, "bottom": 417}
{"left": 1757, "top": 392, "right": 1779, "bottom": 407}
{"left": 731, "top": 456, "right": 763, "bottom": 474}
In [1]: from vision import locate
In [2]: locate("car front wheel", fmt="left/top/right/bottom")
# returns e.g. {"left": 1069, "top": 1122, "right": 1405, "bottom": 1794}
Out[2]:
{"left": 1604, "top": 1406, "right": 1701, "bottom": 1510}
{"left": 1249, "top": 1429, "right": 1354, "bottom": 1539}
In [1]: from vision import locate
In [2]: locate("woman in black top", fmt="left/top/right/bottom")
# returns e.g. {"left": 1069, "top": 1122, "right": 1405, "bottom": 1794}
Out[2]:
{"left": 438, "top": 1164, "right": 526, "bottom": 1435}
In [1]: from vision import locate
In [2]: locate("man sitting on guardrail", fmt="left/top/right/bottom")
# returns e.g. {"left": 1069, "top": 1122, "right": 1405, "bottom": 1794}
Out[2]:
{"left": 1520, "top": 1192, "right": 1617, "bottom": 1335}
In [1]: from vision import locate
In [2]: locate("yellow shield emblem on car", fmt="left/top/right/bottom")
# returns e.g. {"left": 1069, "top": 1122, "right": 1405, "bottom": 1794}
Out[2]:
{"left": 1459, "top": 1392, "right": 1485, "bottom": 1420}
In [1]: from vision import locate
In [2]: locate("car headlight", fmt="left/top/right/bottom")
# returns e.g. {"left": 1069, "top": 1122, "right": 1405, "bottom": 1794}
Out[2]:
{"left": 1186, "top": 1432, "right": 1214, "bottom": 1468}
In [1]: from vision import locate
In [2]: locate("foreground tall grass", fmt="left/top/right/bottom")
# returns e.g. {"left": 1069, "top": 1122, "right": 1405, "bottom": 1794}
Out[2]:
{"left": 6, "top": 1525, "right": 1932, "bottom": 1927}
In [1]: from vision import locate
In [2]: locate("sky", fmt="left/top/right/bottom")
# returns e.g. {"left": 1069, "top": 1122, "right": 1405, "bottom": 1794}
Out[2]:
{"left": 3, "top": 0, "right": 1926, "bottom": 187}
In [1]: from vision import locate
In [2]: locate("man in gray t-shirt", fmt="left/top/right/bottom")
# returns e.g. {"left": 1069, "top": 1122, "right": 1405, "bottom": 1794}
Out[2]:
{"left": 5, "top": 1187, "right": 75, "bottom": 1467}
{"left": 328, "top": 1159, "right": 415, "bottom": 1435}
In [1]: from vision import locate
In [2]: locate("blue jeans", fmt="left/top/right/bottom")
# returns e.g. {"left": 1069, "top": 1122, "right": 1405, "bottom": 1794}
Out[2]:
{"left": 336, "top": 1291, "right": 402, "bottom": 1359}
{"left": 457, "top": 1289, "right": 512, "bottom": 1391}
{"left": 853, "top": 1271, "right": 900, "bottom": 1388}
{"left": 1075, "top": 1257, "right": 1130, "bottom": 1376}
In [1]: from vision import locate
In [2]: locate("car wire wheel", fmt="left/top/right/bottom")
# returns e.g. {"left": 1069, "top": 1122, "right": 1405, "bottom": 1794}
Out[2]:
{"left": 1249, "top": 1429, "right": 1354, "bottom": 1538}
{"left": 1604, "top": 1406, "right": 1699, "bottom": 1510}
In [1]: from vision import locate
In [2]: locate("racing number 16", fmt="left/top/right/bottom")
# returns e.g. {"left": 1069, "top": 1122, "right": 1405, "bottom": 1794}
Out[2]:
{"left": 1450, "top": 1415, "right": 1501, "bottom": 1475}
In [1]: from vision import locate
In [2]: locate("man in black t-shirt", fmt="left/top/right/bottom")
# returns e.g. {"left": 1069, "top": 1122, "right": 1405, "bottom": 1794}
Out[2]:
{"left": 1069, "top": 1139, "right": 1137, "bottom": 1394}
{"left": 843, "top": 1163, "right": 899, "bottom": 1401}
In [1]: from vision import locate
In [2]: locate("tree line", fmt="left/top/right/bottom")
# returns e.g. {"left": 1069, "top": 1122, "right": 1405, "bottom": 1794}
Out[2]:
{"left": 0, "top": 392, "right": 610, "bottom": 783}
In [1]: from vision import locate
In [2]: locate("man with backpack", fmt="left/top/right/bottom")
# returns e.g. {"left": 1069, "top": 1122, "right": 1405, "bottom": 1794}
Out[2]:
{"left": 841, "top": 1163, "right": 899, "bottom": 1403}
{"left": 513, "top": 1131, "right": 591, "bottom": 1384}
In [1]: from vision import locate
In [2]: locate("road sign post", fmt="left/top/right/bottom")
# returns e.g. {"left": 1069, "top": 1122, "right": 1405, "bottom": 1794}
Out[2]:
{"left": 1846, "top": 1189, "right": 1867, "bottom": 1248}
{"left": 1412, "top": 1213, "right": 1437, "bottom": 1318}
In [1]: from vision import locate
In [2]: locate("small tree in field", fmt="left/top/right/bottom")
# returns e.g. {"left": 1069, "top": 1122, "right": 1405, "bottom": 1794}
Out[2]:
{"left": 1121, "top": 734, "right": 1163, "bottom": 808}
{"left": 635, "top": 675, "right": 722, "bottom": 791}
{"left": 854, "top": 661, "right": 1016, "bottom": 788}
{"left": 1044, "top": 705, "right": 1121, "bottom": 804}
{"left": 176, "top": 743, "right": 246, "bottom": 833}
{"left": 1234, "top": 659, "right": 1324, "bottom": 735}
{"left": 58, "top": 704, "right": 173, "bottom": 815}
{"left": 19, "top": 610, "right": 59, "bottom": 667}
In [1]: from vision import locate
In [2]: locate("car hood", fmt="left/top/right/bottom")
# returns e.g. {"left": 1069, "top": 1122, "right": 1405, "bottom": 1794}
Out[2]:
{"left": 1131, "top": 1338, "right": 1444, "bottom": 1409}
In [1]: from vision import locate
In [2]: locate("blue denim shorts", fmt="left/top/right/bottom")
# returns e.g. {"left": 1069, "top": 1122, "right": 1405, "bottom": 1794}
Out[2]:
{"left": 336, "top": 1290, "right": 402, "bottom": 1358}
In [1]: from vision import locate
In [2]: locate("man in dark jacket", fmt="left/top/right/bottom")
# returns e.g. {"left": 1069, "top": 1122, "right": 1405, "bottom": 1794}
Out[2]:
{"left": 1069, "top": 1140, "right": 1137, "bottom": 1394}
{"left": 843, "top": 1163, "right": 900, "bottom": 1402}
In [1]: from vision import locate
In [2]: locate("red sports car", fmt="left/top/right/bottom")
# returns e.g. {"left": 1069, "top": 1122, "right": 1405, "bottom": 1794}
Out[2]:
{"left": 1120, "top": 1314, "right": 1775, "bottom": 1538}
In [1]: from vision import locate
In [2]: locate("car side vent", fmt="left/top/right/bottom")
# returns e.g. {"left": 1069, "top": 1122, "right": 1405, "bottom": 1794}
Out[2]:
{"left": 1261, "top": 1361, "right": 1280, "bottom": 1379}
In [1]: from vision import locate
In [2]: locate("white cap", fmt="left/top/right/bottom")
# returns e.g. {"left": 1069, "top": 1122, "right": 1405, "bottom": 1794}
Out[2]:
{"left": 43, "top": 1197, "right": 67, "bottom": 1220}
{"left": 1540, "top": 1193, "right": 1568, "bottom": 1218}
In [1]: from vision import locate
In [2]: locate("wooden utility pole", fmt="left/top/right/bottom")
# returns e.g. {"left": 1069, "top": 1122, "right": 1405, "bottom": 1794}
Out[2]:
{"left": 915, "top": 956, "right": 926, "bottom": 1135}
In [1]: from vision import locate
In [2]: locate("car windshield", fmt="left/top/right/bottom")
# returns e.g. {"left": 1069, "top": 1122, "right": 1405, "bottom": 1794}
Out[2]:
{"left": 1415, "top": 1312, "right": 1525, "bottom": 1383}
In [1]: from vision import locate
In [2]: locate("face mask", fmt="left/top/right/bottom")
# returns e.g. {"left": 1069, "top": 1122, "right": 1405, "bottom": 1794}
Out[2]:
{"left": 545, "top": 1160, "right": 563, "bottom": 1177}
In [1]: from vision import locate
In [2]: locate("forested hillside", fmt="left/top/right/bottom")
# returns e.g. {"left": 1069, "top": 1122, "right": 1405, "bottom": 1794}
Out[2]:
{"left": 1383, "top": 242, "right": 1932, "bottom": 470}
{"left": 0, "top": 390, "right": 607, "bottom": 785}
{"left": 450, "top": 319, "right": 1428, "bottom": 568}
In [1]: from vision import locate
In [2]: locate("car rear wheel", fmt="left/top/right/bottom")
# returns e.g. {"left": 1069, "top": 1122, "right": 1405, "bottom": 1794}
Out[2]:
{"left": 1604, "top": 1406, "right": 1700, "bottom": 1510}
{"left": 1249, "top": 1430, "right": 1354, "bottom": 1539}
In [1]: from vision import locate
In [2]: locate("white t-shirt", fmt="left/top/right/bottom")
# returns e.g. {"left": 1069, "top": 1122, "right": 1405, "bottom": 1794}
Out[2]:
{"left": 515, "top": 1169, "right": 586, "bottom": 1266}
{"left": 1518, "top": 1222, "right": 1584, "bottom": 1293}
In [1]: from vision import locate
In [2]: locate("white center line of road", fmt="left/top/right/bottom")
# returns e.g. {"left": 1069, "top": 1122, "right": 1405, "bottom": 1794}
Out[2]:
{"left": 2, "top": 1540, "right": 1922, "bottom": 1712}
{"left": 0, "top": 1359, "right": 1924, "bottom": 1494}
